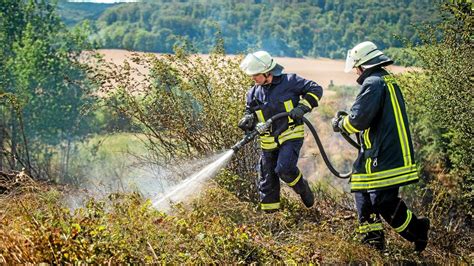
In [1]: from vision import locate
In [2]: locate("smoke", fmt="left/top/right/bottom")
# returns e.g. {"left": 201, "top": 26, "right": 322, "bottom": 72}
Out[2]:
{"left": 64, "top": 149, "right": 235, "bottom": 212}
{"left": 152, "top": 150, "right": 234, "bottom": 211}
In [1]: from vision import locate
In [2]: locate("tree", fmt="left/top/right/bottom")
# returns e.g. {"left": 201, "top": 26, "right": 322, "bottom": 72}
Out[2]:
{"left": 0, "top": 0, "right": 95, "bottom": 179}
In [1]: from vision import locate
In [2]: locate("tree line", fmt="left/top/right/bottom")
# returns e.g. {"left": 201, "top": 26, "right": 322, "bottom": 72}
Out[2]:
{"left": 58, "top": 0, "right": 440, "bottom": 62}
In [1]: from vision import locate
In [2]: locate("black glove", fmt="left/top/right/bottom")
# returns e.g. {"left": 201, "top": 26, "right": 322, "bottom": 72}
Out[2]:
{"left": 238, "top": 114, "right": 256, "bottom": 131}
{"left": 332, "top": 110, "right": 348, "bottom": 133}
{"left": 289, "top": 104, "right": 311, "bottom": 123}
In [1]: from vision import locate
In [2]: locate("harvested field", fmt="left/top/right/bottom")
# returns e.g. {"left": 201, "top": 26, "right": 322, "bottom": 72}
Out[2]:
{"left": 97, "top": 49, "right": 414, "bottom": 89}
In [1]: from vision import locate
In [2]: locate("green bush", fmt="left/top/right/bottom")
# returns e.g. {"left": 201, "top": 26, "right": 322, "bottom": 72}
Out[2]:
{"left": 396, "top": 1, "right": 473, "bottom": 245}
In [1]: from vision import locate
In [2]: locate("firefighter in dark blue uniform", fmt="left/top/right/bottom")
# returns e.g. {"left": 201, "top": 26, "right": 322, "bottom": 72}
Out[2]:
{"left": 333, "top": 41, "right": 430, "bottom": 251}
{"left": 238, "top": 51, "right": 323, "bottom": 211}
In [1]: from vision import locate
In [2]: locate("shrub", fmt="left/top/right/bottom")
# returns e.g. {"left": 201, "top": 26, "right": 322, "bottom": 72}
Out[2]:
{"left": 396, "top": 1, "right": 473, "bottom": 250}
{"left": 1, "top": 176, "right": 469, "bottom": 264}
{"left": 93, "top": 42, "right": 259, "bottom": 200}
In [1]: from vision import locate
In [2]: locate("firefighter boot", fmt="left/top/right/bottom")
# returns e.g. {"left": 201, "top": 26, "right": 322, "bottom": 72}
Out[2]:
{"left": 292, "top": 178, "right": 314, "bottom": 208}
{"left": 362, "top": 230, "right": 385, "bottom": 251}
{"left": 395, "top": 212, "right": 430, "bottom": 252}
{"left": 414, "top": 217, "right": 430, "bottom": 252}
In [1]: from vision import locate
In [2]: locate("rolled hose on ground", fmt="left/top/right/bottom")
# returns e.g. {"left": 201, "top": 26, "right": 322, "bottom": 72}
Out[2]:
{"left": 232, "top": 112, "right": 359, "bottom": 179}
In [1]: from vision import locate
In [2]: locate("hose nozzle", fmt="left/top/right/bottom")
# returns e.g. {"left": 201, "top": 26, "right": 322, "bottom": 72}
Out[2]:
{"left": 231, "top": 130, "right": 258, "bottom": 152}
{"left": 255, "top": 119, "right": 273, "bottom": 134}
{"left": 231, "top": 119, "right": 274, "bottom": 152}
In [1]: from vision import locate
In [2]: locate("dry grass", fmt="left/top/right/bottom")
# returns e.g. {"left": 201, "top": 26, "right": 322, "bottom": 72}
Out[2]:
{"left": 0, "top": 172, "right": 470, "bottom": 264}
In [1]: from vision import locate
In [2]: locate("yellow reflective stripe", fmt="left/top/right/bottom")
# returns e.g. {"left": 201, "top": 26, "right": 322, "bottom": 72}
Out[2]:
{"left": 261, "top": 202, "right": 280, "bottom": 210}
{"left": 299, "top": 99, "right": 312, "bottom": 109}
{"left": 260, "top": 141, "right": 278, "bottom": 150}
{"left": 283, "top": 100, "right": 294, "bottom": 123}
{"left": 279, "top": 124, "right": 304, "bottom": 139}
{"left": 387, "top": 82, "right": 409, "bottom": 165}
{"left": 255, "top": 110, "right": 265, "bottom": 123}
{"left": 384, "top": 76, "right": 411, "bottom": 166}
{"left": 365, "top": 158, "right": 372, "bottom": 174}
{"left": 363, "top": 128, "right": 371, "bottom": 149}
{"left": 351, "top": 172, "right": 419, "bottom": 190}
{"left": 343, "top": 115, "right": 360, "bottom": 134}
{"left": 358, "top": 222, "right": 383, "bottom": 233}
{"left": 352, "top": 164, "right": 417, "bottom": 181}
{"left": 259, "top": 134, "right": 277, "bottom": 150}
{"left": 395, "top": 210, "right": 412, "bottom": 233}
{"left": 287, "top": 171, "right": 302, "bottom": 187}
{"left": 259, "top": 125, "right": 305, "bottom": 150}
{"left": 306, "top": 92, "right": 320, "bottom": 102}
{"left": 259, "top": 126, "right": 304, "bottom": 143}
{"left": 383, "top": 75, "right": 397, "bottom": 83}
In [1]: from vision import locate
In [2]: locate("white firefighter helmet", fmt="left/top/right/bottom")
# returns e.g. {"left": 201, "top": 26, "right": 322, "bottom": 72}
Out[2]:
{"left": 344, "top": 41, "right": 384, "bottom": 73}
{"left": 240, "top": 50, "right": 278, "bottom": 76}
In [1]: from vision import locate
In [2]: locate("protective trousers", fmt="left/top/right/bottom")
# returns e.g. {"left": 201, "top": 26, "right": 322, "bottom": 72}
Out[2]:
{"left": 355, "top": 188, "right": 429, "bottom": 251}
{"left": 258, "top": 139, "right": 313, "bottom": 210}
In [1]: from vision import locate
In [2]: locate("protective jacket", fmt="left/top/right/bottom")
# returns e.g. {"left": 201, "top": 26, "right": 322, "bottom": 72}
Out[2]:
{"left": 245, "top": 73, "right": 323, "bottom": 150}
{"left": 341, "top": 68, "right": 418, "bottom": 192}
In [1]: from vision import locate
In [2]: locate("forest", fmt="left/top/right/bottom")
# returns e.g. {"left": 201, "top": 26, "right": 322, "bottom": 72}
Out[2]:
{"left": 0, "top": 0, "right": 472, "bottom": 263}
{"left": 57, "top": 0, "right": 439, "bottom": 63}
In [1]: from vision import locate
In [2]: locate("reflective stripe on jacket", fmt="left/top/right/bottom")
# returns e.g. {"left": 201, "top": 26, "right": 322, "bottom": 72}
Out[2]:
{"left": 245, "top": 73, "right": 323, "bottom": 150}
{"left": 341, "top": 68, "right": 418, "bottom": 192}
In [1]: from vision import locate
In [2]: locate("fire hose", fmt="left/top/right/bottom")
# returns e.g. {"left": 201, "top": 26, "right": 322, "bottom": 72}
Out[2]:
{"left": 231, "top": 112, "right": 360, "bottom": 179}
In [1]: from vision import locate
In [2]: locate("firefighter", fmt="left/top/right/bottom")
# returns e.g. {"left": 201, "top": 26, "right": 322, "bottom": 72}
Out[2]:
{"left": 238, "top": 51, "right": 323, "bottom": 211}
{"left": 332, "top": 41, "right": 430, "bottom": 251}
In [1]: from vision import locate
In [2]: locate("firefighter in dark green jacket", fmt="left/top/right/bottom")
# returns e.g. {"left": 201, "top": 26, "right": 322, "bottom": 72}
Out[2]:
{"left": 332, "top": 41, "right": 430, "bottom": 252}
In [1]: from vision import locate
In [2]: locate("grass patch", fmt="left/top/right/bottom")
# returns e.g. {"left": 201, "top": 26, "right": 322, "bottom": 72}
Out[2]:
{"left": 0, "top": 175, "right": 469, "bottom": 264}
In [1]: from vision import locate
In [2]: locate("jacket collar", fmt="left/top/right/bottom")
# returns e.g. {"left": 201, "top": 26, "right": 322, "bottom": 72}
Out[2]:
{"left": 262, "top": 73, "right": 283, "bottom": 89}
{"left": 356, "top": 67, "right": 388, "bottom": 85}
{"left": 271, "top": 74, "right": 283, "bottom": 85}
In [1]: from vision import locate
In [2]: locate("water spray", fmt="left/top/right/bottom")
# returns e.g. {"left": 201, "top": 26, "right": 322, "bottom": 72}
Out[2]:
{"left": 152, "top": 150, "right": 234, "bottom": 211}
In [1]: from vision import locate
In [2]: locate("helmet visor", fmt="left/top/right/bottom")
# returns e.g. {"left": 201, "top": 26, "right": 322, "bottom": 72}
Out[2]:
{"left": 344, "top": 49, "right": 356, "bottom": 73}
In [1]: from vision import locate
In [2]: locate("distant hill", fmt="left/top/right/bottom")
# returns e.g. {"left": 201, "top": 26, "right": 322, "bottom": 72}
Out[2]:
{"left": 57, "top": 0, "right": 441, "bottom": 60}
{"left": 57, "top": 0, "right": 119, "bottom": 26}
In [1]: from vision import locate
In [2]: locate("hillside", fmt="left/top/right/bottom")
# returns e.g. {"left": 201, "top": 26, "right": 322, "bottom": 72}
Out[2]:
{"left": 57, "top": 1, "right": 115, "bottom": 26}
{"left": 58, "top": 0, "right": 440, "bottom": 60}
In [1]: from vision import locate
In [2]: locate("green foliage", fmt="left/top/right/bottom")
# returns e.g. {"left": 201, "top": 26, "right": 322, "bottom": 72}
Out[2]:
{"left": 385, "top": 47, "right": 420, "bottom": 66}
{"left": 59, "top": 133, "right": 148, "bottom": 186}
{"left": 60, "top": 0, "right": 440, "bottom": 59}
{"left": 0, "top": 0, "right": 99, "bottom": 178}
{"left": 396, "top": 0, "right": 473, "bottom": 236}
{"left": 57, "top": 0, "right": 113, "bottom": 26}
